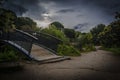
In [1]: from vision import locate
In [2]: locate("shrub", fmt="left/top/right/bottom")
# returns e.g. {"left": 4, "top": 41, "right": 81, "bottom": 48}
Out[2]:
{"left": 0, "top": 46, "right": 19, "bottom": 62}
{"left": 82, "top": 44, "right": 96, "bottom": 52}
{"left": 42, "top": 25, "right": 69, "bottom": 43}
{"left": 57, "top": 44, "right": 81, "bottom": 56}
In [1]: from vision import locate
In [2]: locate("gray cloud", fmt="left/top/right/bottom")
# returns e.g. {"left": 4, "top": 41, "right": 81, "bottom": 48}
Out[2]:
{"left": 56, "top": 8, "right": 75, "bottom": 13}
{"left": 1, "top": 0, "right": 120, "bottom": 32}
{"left": 2, "top": 0, "right": 45, "bottom": 20}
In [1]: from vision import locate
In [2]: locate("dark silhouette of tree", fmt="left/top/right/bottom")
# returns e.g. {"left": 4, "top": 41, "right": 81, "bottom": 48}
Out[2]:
{"left": 50, "top": 21, "right": 64, "bottom": 30}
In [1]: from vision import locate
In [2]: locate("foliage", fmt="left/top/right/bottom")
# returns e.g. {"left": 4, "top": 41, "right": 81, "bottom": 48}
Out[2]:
{"left": 0, "top": 46, "right": 19, "bottom": 61}
{"left": 82, "top": 44, "right": 96, "bottom": 52}
{"left": 15, "top": 17, "right": 37, "bottom": 31}
{"left": 90, "top": 24, "right": 105, "bottom": 45}
{"left": 42, "top": 25, "right": 69, "bottom": 43}
{"left": 0, "top": 8, "right": 17, "bottom": 32}
{"left": 76, "top": 33, "right": 95, "bottom": 51}
{"left": 98, "top": 19, "right": 120, "bottom": 47}
{"left": 50, "top": 21, "right": 64, "bottom": 30}
{"left": 57, "top": 44, "right": 81, "bottom": 56}
{"left": 64, "top": 28, "right": 76, "bottom": 41}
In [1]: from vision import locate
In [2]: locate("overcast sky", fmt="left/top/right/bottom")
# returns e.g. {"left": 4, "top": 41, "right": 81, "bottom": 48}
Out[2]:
{"left": 2, "top": 0, "right": 120, "bottom": 32}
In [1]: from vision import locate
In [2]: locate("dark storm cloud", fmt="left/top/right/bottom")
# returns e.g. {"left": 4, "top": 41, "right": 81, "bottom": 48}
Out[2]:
{"left": 2, "top": 0, "right": 120, "bottom": 17}
{"left": 1, "top": 0, "right": 120, "bottom": 32}
{"left": 2, "top": 0, "right": 45, "bottom": 20}
{"left": 49, "top": 0, "right": 120, "bottom": 15}
{"left": 74, "top": 23, "right": 89, "bottom": 32}
{"left": 56, "top": 9, "right": 75, "bottom": 13}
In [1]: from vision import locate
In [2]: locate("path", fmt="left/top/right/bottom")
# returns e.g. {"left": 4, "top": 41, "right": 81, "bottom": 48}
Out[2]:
{"left": 0, "top": 48, "right": 120, "bottom": 80}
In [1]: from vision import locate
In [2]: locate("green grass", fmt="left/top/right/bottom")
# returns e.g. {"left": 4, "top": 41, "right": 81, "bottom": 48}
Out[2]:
{"left": 101, "top": 47, "right": 120, "bottom": 55}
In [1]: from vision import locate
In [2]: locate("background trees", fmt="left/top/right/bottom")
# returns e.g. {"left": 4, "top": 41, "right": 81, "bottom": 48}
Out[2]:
{"left": 90, "top": 24, "right": 105, "bottom": 45}
{"left": 98, "top": 18, "right": 120, "bottom": 47}
{"left": 15, "top": 17, "right": 37, "bottom": 31}
{"left": 0, "top": 8, "right": 17, "bottom": 32}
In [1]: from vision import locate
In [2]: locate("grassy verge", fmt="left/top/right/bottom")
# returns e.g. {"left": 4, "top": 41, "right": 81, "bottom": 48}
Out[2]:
{"left": 101, "top": 47, "right": 120, "bottom": 55}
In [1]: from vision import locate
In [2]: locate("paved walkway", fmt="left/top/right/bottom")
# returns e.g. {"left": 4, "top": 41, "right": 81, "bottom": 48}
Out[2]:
{"left": 0, "top": 48, "right": 120, "bottom": 80}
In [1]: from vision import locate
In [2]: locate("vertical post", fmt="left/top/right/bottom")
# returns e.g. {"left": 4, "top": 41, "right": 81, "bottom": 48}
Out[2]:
{"left": 28, "top": 38, "right": 33, "bottom": 55}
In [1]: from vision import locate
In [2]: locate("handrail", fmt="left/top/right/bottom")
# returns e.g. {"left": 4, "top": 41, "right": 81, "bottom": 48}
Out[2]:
{"left": 15, "top": 29, "right": 38, "bottom": 40}
{"left": 24, "top": 30, "right": 63, "bottom": 43}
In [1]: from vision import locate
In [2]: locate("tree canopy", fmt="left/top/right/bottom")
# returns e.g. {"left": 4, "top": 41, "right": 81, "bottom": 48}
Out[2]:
{"left": 0, "top": 8, "right": 17, "bottom": 32}
{"left": 15, "top": 17, "right": 37, "bottom": 31}
{"left": 50, "top": 21, "right": 64, "bottom": 30}
{"left": 90, "top": 24, "right": 105, "bottom": 45}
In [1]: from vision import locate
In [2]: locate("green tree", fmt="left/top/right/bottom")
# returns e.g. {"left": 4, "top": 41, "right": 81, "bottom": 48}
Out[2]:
{"left": 15, "top": 17, "right": 37, "bottom": 31}
{"left": 42, "top": 25, "right": 69, "bottom": 43}
{"left": 64, "top": 28, "right": 76, "bottom": 41}
{"left": 98, "top": 13, "right": 120, "bottom": 47}
{"left": 90, "top": 24, "right": 105, "bottom": 45}
{"left": 0, "top": 8, "right": 17, "bottom": 32}
{"left": 99, "top": 22, "right": 120, "bottom": 47}
{"left": 50, "top": 21, "right": 64, "bottom": 30}
{"left": 77, "top": 33, "right": 95, "bottom": 51}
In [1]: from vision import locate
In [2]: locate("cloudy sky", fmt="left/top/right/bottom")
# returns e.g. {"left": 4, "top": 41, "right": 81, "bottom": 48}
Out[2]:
{"left": 2, "top": 0, "right": 120, "bottom": 32}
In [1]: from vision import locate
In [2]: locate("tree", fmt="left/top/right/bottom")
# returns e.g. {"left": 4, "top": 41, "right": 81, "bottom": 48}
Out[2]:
{"left": 64, "top": 28, "right": 76, "bottom": 41}
{"left": 90, "top": 24, "right": 105, "bottom": 45}
{"left": 0, "top": 8, "right": 17, "bottom": 32}
{"left": 77, "top": 33, "right": 95, "bottom": 51}
{"left": 42, "top": 25, "right": 69, "bottom": 43}
{"left": 50, "top": 21, "right": 64, "bottom": 30}
{"left": 98, "top": 13, "right": 120, "bottom": 47}
{"left": 15, "top": 17, "right": 37, "bottom": 31}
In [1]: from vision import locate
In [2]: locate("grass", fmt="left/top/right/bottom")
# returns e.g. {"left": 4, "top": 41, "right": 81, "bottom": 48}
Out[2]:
{"left": 101, "top": 47, "right": 120, "bottom": 55}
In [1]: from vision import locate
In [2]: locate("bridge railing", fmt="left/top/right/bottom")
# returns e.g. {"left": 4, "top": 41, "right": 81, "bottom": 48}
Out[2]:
{"left": 1, "top": 29, "right": 63, "bottom": 55}
{"left": 1, "top": 30, "right": 33, "bottom": 55}
{"left": 24, "top": 31, "right": 63, "bottom": 53}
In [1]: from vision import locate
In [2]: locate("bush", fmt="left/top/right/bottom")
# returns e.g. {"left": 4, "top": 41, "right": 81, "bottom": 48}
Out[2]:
{"left": 42, "top": 25, "right": 69, "bottom": 43}
{"left": 82, "top": 44, "right": 96, "bottom": 52}
{"left": 57, "top": 44, "right": 81, "bottom": 56}
{"left": 0, "top": 46, "right": 19, "bottom": 62}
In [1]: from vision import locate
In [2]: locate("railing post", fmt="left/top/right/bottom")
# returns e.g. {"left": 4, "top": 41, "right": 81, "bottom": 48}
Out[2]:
{"left": 28, "top": 38, "right": 33, "bottom": 55}
{"left": 0, "top": 30, "right": 2, "bottom": 39}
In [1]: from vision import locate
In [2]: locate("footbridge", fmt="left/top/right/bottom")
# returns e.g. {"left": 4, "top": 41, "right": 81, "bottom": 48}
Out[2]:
{"left": 0, "top": 29, "right": 70, "bottom": 63}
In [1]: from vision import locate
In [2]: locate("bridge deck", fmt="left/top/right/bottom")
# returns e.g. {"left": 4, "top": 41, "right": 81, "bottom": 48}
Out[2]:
{"left": 30, "top": 44, "right": 69, "bottom": 62}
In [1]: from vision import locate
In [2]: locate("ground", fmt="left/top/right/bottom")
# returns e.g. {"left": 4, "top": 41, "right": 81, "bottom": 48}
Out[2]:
{"left": 0, "top": 48, "right": 120, "bottom": 80}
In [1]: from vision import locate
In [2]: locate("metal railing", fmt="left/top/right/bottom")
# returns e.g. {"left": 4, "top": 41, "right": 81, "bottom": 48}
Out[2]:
{"left": 24, "top": 30, "right": 63, "bottom": 53}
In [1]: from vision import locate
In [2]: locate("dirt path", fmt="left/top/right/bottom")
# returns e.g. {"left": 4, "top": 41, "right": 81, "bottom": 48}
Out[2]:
{"left": 0, "top": 48, "right": 120, "bottom": 80}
